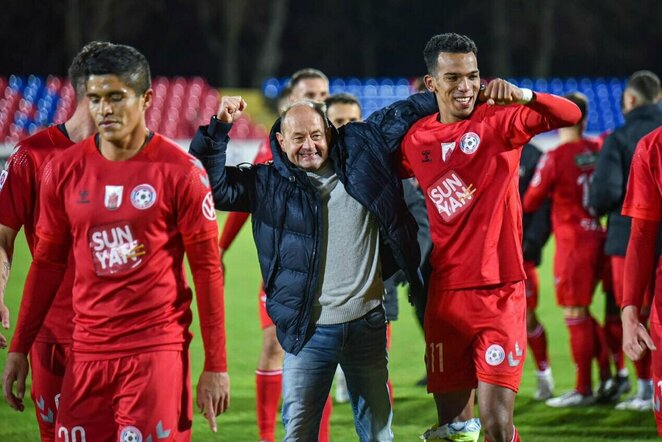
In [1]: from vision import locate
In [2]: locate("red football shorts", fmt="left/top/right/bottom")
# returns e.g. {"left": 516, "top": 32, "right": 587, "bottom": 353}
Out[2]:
{"left": 56, "top": 350, "right": 192, "bottom": 442}
{"left": 649, "top": 304, "right": 662, "bottom": 436}
{"left": 611, "top": 255, "right": 654, "bottom": 309}
{"left": 424, "top": 280, "right": 527, "bottom": 393}
{"left": 553, "top": 235, "right": 603, "bottom": 307}
{"left": 30, "top": 341, "right": 70, "bottom": 442}
{"left": 523, "top": 260, "right": 539, "bottom": 310}
{"left": 258, "top": 283, "right": 274, "bottom": 329}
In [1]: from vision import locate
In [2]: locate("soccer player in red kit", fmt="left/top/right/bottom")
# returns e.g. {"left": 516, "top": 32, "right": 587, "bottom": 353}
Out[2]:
{"left": 621, "top": 125, "right": 662, "bottom": 434}
{"left": 219, "top": 69, "right": 333, "bottom": 442}
{"left": 2, "top": 43, "right": 229, "bottom": 441}
{"left": 523, "top": 92, "right": 613, "bottom": 407}
{"left": 0, "top": 41, "right": 108, "bottom": 441}
{"left": 399, "top": 33, "right": 581, "bottom": 442}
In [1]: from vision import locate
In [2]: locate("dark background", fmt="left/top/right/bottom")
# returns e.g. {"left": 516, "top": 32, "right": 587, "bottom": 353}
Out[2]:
{"left": 2, "top": 0, "right": 662, "bottom": 86}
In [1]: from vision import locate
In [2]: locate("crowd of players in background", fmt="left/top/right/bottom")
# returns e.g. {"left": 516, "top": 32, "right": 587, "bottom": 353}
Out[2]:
{"left": 0, "top": 32, "right": 660, "bottom": 442}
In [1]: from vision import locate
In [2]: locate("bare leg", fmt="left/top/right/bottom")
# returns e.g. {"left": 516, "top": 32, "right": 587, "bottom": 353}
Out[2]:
{"left": 477, "top": 382, "right": 516, "bottom": 442}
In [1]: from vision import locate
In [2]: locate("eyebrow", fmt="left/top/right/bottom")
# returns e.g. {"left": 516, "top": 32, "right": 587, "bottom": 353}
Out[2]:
{"left": 444, "top": 70, "right": 480, "bottom": 77}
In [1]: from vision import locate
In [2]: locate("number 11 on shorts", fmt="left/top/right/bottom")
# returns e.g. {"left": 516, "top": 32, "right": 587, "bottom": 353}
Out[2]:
{"left": 427, "top": 342, "right": 444, "bottom": 373}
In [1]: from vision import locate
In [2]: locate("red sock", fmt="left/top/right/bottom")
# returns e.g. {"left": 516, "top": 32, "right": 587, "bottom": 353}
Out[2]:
{"left": 484, "top": 426, "right": 519, "bottom": 442}
{"left": 590, "top": 315, "right": 612, "bottom": 381}
{"left": 319, "top": 396, "right": 333, "bottom": 442}
{"left": 604, "top": 315, "right": 625, "bottom": 371}
{"left": 527, "top": 324, "right": 550, "bottom": 371}
{"left": 566, "top": 317, "right": 594, "bottom": 395}
{"left": 256, "top": 369, "right": 282, "bottom": 442}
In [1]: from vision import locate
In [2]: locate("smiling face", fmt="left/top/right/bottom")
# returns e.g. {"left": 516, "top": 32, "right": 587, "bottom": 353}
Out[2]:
{"left": 86, "top": 74, "right": 151, "bottom": 145}
{"left": 424, "top": 52, "right": 480, "bottom": 123}
{"left": 276, "top": 104, "right": 330, "bottom": 171}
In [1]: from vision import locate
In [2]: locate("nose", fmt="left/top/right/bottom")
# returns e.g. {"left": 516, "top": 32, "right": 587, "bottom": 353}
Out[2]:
{"left": 458, "top": 77, "right": 471, "bottom": 92}
{"left": 100, "top": 98, "right": 113, "bottom": 115}
{"left": 302, "top": 136, "right": 314, "bottom": 149}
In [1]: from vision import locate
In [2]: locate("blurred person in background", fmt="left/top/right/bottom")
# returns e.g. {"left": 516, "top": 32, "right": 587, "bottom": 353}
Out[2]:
{"left": 590, "top": 70, "right": 662, "bottom": 411}
{"left": 0, "top": 41, "right": 107, "bottom": 442}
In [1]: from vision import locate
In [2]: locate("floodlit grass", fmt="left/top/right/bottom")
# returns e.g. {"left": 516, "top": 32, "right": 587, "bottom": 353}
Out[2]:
{"left": 0, "top": 213, "right": 657, "bottom": 440}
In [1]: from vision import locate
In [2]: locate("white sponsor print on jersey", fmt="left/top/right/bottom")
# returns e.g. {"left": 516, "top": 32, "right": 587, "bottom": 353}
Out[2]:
{"left": 104, "top": 185, "right": 124, "bottom": 210}
{"left": 441, "top": 142, "right": 456, "bottom": 162}
{"left": 89, "top": 222, "right": 146, "bottom": 276}
{"left": 427, "top": 170, "right": 476, "bottom": 222}
{"left": 202, "top": 192, "right": 217, "bottom": 221}
{"left": 0, "top": 170, "right": 7, "bottom": 192}
{"left": 120, "top": 426, "right": 142, "bottom": 442}
{"left": 459, "top": 132, "right": 480, "bottom": 154}
{"left": 485, "top": 344, "right": 505, "bottom": 366}
{"left": 130, "top": 184, "right": 157, "bottom": 210}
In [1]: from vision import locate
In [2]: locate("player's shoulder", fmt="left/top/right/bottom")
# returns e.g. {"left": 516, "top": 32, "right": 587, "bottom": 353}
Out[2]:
{"left": 639, "top": 125, "right": 662, "bottom": 148}
{"left": 404, "top": 113, "right": 440, "bottom": 143}
{"left": 148, "top": 133, "right": 204, "bottom": 171}
{"left": 12, "top": 126, "right": 72, "bottom": 162}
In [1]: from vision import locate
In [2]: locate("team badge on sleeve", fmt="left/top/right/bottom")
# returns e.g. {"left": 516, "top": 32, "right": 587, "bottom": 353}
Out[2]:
{"left": 0, "top": 169, "right": 7, "bottom": 192}
{"left": 202, "top": 192, "right": 217, "bottom": 221}
{"left": 120, "top": 426, "right": 142, "bottom": 442}
{"left": 130, "top": 184, "right": 157, "bottom": 210}
{"left": 460, "top": 132, "right": 480, "bottom": 155}
{"left": 104, "top": 185, "right": 124, "bottom": 210}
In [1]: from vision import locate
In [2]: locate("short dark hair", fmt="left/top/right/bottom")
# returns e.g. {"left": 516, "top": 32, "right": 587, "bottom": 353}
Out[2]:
{"left": 627, "top": 70, "right": 661, "bottom": 103}
{"left": 325, "top": 93, "right": 361, "bottom": 111}
{"left": 289, "top": 68, "right": 328, "bottom": 89}
{"left": 564, "top": 92, "right": 588, "bottom": 122}
{"left": 68, "top": 41, "right": 114, "bottom": 101}
{"left": 423, "top": 33, "right": 478, "bottom": 75}
{"left": 84, "top": 43, "right": 151, "bottom": 95}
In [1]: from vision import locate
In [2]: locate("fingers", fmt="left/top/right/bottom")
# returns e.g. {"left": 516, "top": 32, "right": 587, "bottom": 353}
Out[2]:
{"left": 218, "top": 390, "right": 229, "bottom": 414}
{"left": 203, "top": 391, "right": 218, "bottom": 432}
{"left": 0, "top": 305, "right": 9, "bottom": 329}
{"left": 2, "top": 368, "right": 24, "bottom": 411}
{"left": 217, "top": 97, "right": 247, "bottom": 124}
{"left": 640, "top": 324, "right": 657, "bottom": 351}
{"left": 0, "top": 334, "right": 6, "bottom": 349}
{"left": 482, "top": 79, "right": 520, "bottom": 105}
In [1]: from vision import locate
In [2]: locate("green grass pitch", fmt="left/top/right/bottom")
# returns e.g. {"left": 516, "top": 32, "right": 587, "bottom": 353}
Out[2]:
{"left": 0, "top": 213, "right": 657, "bottom": 440}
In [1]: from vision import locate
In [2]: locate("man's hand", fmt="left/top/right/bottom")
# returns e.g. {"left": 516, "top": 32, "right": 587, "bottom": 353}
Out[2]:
{"left": 0, "top": 301, "right": 9, "bottom": 349}
{"left": 622, "top": 305, "right": 656, "bottom": 361}
{"left": 2, "top": 352, "right": 29, "bottom": 411}
{"left": 196, "top": 370, "right": 230, "bottom": 432}
{"left": 217, "top": 97, "right": 247, "bottom": 124}
{"left": 479, "top": 79, "right": 530, "bottom": 106}
{"left": 219, "top": 247, "right": 226, "bottom": 274}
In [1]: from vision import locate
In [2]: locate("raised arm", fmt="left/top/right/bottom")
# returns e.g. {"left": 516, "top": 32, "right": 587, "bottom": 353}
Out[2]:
{"left": 189, "top": 96, "right": 257, "bottom": 212}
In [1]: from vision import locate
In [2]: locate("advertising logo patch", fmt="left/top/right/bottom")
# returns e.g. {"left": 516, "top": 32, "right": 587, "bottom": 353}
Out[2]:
{"left": 460, "top": 132, "right": 480, "bottom": 155}
{"left": 427, "top": 170, "right": 476, "bottom": 222}
{"left": 104, "top": 185, "right": 124, "bottom": 210}
{"left": 89, "top": 222, "right": 147, "bottom": 276}
{"left": 130, "top": 184, "right": 157, "bottom": 210}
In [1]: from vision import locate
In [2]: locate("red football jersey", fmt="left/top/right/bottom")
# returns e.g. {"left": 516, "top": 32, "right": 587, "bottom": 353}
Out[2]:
{"left": 622, "top": 126, "right": 662, "bottom": 309}
{"left": 400, "top": 94, "right": 578, "bottom": 290}
{"left": 523, "top": 138, "right": 604, "bottom": 238}
{"left": 0, "top": 125, "right": 74, "bottom": 343}
{"left": 37, "top": 133, "right": 219, "bottom": 357}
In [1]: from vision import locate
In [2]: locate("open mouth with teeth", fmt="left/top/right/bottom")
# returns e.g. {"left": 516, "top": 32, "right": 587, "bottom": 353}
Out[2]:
{"left": 455, "top": 96, "right": 473, "bottom": 105}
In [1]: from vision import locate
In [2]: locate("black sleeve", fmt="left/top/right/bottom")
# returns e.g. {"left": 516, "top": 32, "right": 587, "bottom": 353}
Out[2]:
{"left": 589, "top": 133, "right": 623, "bottom": 216}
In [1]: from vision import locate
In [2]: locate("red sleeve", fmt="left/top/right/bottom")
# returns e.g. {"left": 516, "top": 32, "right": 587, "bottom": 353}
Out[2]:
{"left": 397, "top": 139, "right": 415, "bottom": 179}
{"left": 185, "top": 236, "right": 227, "bottom": 372}
{"left": 0, "top": 147, "right": 36, "bottom": 230}
{"left": 507, "top": 93, "right": 582, "bottom": 146}
{"left": 35, "top": 159, "right": 71, "bottom": 244}
{"left": 622, "top": 133, "right": 662, "bottom": 221}
{"left": 219, "top": 212, "right": 250, "bottom": 250}
{"left": 177, "top": 161, "right": 219, "bottom": 244}
{"left": 523, "top": 153, "right": 555, "bottom": 213}
{"left": 622, "top": 218, "right": 658, "bottom": 309}
{"left": 9, "top": 237, "right": 69, "bottom": 353}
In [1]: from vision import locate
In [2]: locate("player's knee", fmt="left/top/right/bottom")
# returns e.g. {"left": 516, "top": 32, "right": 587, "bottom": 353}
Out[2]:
{"left": 261, "top": 329, "right": 284, "bottom": 361}
{"left": 563, "top": 306, "right": 588, "bottom": 319}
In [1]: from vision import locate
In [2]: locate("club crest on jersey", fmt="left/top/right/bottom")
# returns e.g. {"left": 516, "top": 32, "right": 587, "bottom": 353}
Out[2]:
{"left": 202, "top": 192, "right": 217, "bottom": 221}
{"left": 89, "top": 222, "right": 147, "bottom": 276}
{"left": 427, "top": 170, "right": 476, "bottom": 222}
{"left": 460, "top": 132, "right": 480, "bottom": 155}
{"left": 485, "top": 344, "right": 505, "bottom": 366}
{"left": 120, "top": 426, "right": 142, "bottom": 442}
{"left": 104, "top": 185, "right": 124, "bottom": 210}
{"left": 441, "top": 142, "right": 456, "bottom": 162}
{"left": 130, "top": 184, "right": 157, "bottom": 210}
{"left": 0, "top": 170, "right": 7, "bottom": 192}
